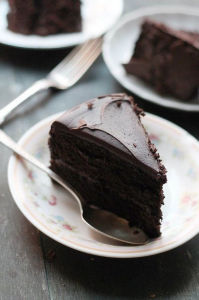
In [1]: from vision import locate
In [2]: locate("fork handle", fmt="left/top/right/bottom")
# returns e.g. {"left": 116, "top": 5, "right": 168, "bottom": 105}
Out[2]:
{"left": 0, "top": 78, "right": 51, "bottom": 125}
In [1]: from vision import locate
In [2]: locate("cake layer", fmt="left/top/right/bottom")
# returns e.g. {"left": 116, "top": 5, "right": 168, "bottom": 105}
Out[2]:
{"left": 123, "top": 20, "right": 199, "bottom": 100}
{"left": 49, "top": 94, "right": 167, "bottom": 238}
{"left": 49, "top": 131, "right": 163, "bottom": 238}
{"left": 54, "top": 94, "right": 165, "bottom": 178}
{"left": 7, "top": 0, "right": 82, "bottom": 35}
{"left": 50, "top": 129, "right": 164, "bottom": 204}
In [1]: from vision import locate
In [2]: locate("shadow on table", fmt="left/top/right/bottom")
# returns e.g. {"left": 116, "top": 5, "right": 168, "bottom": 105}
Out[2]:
{"left": 41, "top": 233, "right": 199, "bottom": 299}
{"left": 0, "top": 43, "right": 102, "bottom": 127}
{"left": 0, "top": 43, "right": 73, "bottom": 71}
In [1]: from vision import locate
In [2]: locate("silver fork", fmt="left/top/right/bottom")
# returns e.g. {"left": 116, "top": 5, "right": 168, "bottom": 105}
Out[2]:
{"left": 0, "top": 37, "right": 102, "bottom": 125}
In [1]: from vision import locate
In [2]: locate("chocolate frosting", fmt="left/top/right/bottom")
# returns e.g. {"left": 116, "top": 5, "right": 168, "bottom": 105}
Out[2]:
{"left": 52, "top": 94, "right": 166, "bottom": 180}
{"left": 123, "top": 20, "right": 199, "bottom": 100}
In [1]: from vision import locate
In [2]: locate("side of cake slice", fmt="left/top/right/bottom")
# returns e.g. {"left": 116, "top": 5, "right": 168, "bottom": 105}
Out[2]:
{"left": 123, "top": 20, "right": 199, "bottom": 100}
{"left": 7, "top": 0, "right": 82, "bottom": 36}
{"left": 49, "top": 94, "right": 167, "bottom": 238}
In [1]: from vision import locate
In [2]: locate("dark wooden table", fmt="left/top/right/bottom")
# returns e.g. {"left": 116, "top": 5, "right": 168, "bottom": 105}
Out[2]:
{"left": 1, "top": 1, "right": 199, "bottom": 299}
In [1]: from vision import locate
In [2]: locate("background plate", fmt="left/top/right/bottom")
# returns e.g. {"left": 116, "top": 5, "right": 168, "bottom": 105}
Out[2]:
{"left": 7, "top": 112, "right": 199, "bottom": 258}
{"left": 103, "top": 5, "right": 199, "bottom": 111}
{"left": 0, "top": 0, "right": 123, "bottom": 49}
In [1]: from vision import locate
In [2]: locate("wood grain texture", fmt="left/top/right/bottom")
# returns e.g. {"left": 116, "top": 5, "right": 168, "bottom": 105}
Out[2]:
{"left": 0, "top": 0, "right": 199, "bottom": 299}
{"left": 0, "top": 144, "right": 50, "bottom": 300}
{"left": 41, "top": 234, "right": 199, "bottom": 300}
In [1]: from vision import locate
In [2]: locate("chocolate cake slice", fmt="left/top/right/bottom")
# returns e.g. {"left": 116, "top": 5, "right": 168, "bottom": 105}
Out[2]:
{"left": 123, "top": 20, "right": 199, "bottom": 100}
{"left": 49, "top": 94, "right": 167, "bottom": 238}
{"left": 7, "top": 0, "right": 82, "bottom": 36}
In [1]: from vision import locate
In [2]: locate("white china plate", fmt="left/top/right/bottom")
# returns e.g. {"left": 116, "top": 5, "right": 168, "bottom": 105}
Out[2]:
{"left": 8, "top": 112, "right": 199, "bottom": 258}
{"left": 0, "top": 0, "right": 123, "bottom": 49}
{"left": 103, "top": 5, "right": 199, "bottom": 111}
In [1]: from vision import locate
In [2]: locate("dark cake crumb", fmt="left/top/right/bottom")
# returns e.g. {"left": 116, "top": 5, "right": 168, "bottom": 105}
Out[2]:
{"left": 133, "top": 103, "right": 145, "bottom": 116}
{"left": 45, "top": 250, "right": 56, "bottom": 262}
{"left": 117, "top": 101, "right": 122, "bottom": 107}
{"left": 87, "top": 103, "right": 93, "bottom": 110}
{"left": 98, "top": 93, "right": 126, "bottom": 99}
{"left": 98, "top": 95, "right": 109, "bottom": 99}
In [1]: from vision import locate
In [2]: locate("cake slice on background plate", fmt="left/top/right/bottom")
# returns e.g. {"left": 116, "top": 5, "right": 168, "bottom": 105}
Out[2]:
{"left": 123, "top": 20, "right": 199, "bottom": 100}
{"left": 49, "top": 94, "right": 167, "bottom": 238}
{"left": 7, "top": 0, "right": 82, "bottom": 35}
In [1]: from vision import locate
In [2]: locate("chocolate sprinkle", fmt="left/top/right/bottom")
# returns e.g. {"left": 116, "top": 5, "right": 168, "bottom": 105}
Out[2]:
{"left": 87, "top": 103, "right": 93, "bottom": 110}
{"left": 45, "top": 250, "right": 56, "bottom": 262}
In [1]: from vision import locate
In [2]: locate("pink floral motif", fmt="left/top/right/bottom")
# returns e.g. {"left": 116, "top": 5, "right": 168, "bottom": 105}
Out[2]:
{"left": 186, "top": 217, "right": 192, "bottom": 223}
{"left": 154, "top": 237, "right": 162, "bottom": 241}
{"left": 62, "top": 224, "right": 73, "bottom": 231}
{"left": 33, "top": 201, "right": 40, "bottom": 207}
{"left": 50, "top": 219, "right": 57, "bottom": 224}
{"left": 48, "top": 195, "right": 57, "bottom": 206}
{"left": 149, "top": 134, "right": 159, "bottom": 143}
{"left": 181, "top": 195, "right": 191, "bottom": 204}
{"left": 28, "top": 171, "right": 34, "bottom": 181}
{"left": 51, "top": 216, "right": 77, "bottom": 232}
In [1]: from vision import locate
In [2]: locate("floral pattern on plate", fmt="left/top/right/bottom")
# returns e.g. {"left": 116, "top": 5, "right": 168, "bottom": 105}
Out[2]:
{"left": 8, "top": 112, "right": 199, "bottom": 258}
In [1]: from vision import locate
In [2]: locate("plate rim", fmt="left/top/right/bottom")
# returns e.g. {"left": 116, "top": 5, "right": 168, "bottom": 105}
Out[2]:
{"left": 7, "top": 111, "right": 199, "bottom": 258}
{"left": 102, "top": 4, "right": 199, "bottom": 112}
{"left": 0, "top": 0, "right": 123, "bottom": 49}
